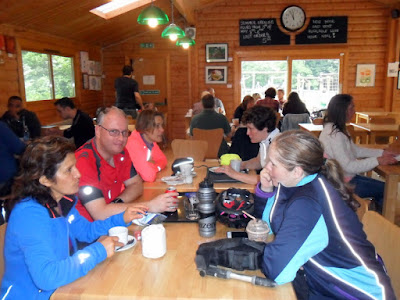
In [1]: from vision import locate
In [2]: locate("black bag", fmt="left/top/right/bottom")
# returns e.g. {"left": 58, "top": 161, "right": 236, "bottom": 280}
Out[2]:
{"left": 195, "top": 237, "right": 265, "bottom": 271}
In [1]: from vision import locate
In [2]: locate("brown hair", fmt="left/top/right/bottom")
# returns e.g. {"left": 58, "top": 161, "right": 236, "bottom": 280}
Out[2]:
{"left": 272, "top": 130, "right": 357, "bottom": 211}
{"left": 135, "top": 109, "right": 164, "bottom": 133}
{"left": 9, "top": 136, "right": 75, "bottom": 210}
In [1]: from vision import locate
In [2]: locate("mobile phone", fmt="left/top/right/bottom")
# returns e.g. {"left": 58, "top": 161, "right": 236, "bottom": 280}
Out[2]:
{"left": 226, "top": 231, "right": 248, "bottom": 238}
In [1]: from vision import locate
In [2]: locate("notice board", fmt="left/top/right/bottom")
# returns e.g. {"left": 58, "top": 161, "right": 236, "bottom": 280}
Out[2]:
{"left": 239, "top": 19, "right": 290, "bottom": 46}
{"left": 296, "top": 16, "right": 348, "bottom": 44}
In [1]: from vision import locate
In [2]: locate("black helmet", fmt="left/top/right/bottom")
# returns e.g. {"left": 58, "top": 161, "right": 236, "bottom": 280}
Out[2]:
{"left": 216, "top": 188, "right": 254, "bottom": 228}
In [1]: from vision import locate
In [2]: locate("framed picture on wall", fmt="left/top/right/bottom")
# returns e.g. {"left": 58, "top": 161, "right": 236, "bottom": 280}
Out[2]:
{"left": 82, "top": 73, "right": 89, "bottom": 89}
{"left": 355, "top": 64, "right": 375, "bottom": 87}
{"left": 206, "top": 43, "right": 228, "bottom": 62}
{"left": 205, "top": 66, "right": 227, "bottom": 84}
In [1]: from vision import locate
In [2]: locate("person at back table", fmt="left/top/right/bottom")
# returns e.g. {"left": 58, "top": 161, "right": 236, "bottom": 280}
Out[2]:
{"left": 207, "top": 87, "right": 226, "bottom": 115}
{"left": 192, "top": 90, "right": 210, "bottom": 115}
{"left": 319, "top": 94, "right": 399, "bottom": 212}
{"left": 75, "top": 106, "right": 178, "bottom": 222}
{"left": 233, "top": 95, "right": 255, "bottom": 122}
{"left": 53, "top": 97, "right": 95, "bottom": 149}
{"left": 114, "top": 65, "right": 144, "bottom": 119}
{"left": 277, "top": 88, "right": 286, "bottom": 111}
{"left": 0, "top": 136, "right": 148, "bottom": 299}
{"left": 1, "top": 95, "right": 41, "bottom": 140}
{"left": 216, "top": 106, "right": 279, "bottom": 185}
{"left": 256, "top": 87, "right": 279, "bottom": 112}
{"left": 282, "top": 92, "right": 309, "bottom": 116}
{"left": 125, "top": 110, "right": 167, "bottom": 182}
{"left": 190, "top": 94, "right": 233, "bottom": 157}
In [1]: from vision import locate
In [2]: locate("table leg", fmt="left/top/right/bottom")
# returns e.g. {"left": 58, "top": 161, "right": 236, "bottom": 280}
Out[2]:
{"left": 382, "top": 174, "right": 399, "bottom": 223}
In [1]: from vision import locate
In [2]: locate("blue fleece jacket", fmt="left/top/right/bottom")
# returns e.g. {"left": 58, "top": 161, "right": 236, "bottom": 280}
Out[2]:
{"left": 0, "top": 195, "right": 127, "bottom": 300}
{"left": 254, "top": 174, "right": 396, "bottom": 300}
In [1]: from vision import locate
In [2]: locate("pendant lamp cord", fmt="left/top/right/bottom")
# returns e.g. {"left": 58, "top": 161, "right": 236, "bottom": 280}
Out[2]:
{"left": 170, "top": 0, "right": 175, "bottom": 23}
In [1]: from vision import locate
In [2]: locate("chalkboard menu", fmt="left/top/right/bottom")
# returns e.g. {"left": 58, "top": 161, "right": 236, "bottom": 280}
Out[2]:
{"left": 239, "top": 19, "right": 290, "bottom": 46}
{"left": 296, "top": 16, "right": 347, "bottom": 44}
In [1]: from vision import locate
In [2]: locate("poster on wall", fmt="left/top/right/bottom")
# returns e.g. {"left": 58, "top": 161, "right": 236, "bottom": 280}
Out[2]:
{"left": 80, "top": 51, "right": 89, "bottom": 73}
{"left": 355, "top": 64, "right": 375, "bottom": 87}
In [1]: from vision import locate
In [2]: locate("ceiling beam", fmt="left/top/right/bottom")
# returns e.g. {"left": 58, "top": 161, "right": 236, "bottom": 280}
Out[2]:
{"left": 174, "top": 0, "right": 196, "bottom": 25}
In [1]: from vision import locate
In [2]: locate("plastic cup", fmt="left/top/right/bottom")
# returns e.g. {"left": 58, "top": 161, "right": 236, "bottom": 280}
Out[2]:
{"left": 246, "top": 219, "right": 270, "bottom": 243}
{"left": 230, "top": 159, "right": 241, "bottom": 172}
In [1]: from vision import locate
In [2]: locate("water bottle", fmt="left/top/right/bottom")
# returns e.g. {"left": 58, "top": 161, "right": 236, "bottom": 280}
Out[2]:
{"left": 22, "top": 116, "right": 30, "bottom": 141}
{"left": 198, "top": 179, "right": 216, "bottom": 237}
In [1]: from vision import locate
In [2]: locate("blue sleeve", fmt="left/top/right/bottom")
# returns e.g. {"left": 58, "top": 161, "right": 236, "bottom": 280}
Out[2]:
{"left": 68, "top": 206, "right": 127, "bottom": 243}
{"left": 261, "top": 197, "right": 329, "bottom": 285}
{"left": 0, "top": 122, "right": 25, "bottom": 154}
{"left": 12, "top": 206, "right": 108, "bottom": 291}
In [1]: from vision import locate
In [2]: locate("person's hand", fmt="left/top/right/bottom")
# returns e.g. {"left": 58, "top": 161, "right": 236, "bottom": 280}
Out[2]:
{"left": 123, "top": 204, "right": 149, "bottom": 223}
{"left": 259, "top": 168, "right": 274, "bottom": 192}
{"left": 98, "top": 236, "right": 123, "bottom": 258}
{"left": 383, "top": 148, "right": 400, "bottom": 157}
{"left": 215, "top": 165, "right": 237, "bottom": 177}
{"left": 377, "top": 155, "right": 398, "bottom": 166}
{"left": 147, "top": 192, "right": 179, "bottom": 213}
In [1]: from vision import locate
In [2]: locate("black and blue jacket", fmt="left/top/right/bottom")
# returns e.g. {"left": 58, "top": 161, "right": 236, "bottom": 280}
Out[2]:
{"left": 254, "top": 174, "right": 395, "bottom": 300}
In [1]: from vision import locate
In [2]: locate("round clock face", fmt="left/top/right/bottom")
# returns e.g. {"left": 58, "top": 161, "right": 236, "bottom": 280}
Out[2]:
{"left": 281, "top": 6, "right": 306, "bottom": 32}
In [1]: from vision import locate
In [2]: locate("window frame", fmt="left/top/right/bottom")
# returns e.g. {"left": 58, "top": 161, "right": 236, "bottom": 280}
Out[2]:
{"left": 16, "top": 38, "right": 79, "bottom": 111}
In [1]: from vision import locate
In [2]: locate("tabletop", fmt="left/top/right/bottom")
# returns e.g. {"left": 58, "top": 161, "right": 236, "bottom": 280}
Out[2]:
{"left": 350, "top": 123, "right": 399, "bottom": 132}
{"left": 298, "top": 123, "right": 323, "bottom": 137}
{"left": 52, "top": 190, "right": 295, "bottom": 300}
{"left": 143, "top": 155, "right": 257, "bottom": 193}
{"left": 355, "top": 111, "right": 400, "bottom": 123}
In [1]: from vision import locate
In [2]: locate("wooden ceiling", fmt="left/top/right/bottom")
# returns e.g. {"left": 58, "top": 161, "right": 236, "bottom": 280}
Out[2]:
{"left": 0, "top": 0, "right": 399, "bottom": 47}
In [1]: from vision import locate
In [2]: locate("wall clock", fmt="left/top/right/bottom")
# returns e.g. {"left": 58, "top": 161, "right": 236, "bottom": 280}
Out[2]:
{"left": 280, "top": 5, "right": 306, "bottom": 32}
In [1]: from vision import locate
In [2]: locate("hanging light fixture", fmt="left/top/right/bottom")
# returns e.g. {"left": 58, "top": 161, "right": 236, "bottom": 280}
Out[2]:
{"left": 176, "top": 36, "right": 195, "bottom": 49}
{"left": 137, "top": 1, "right": 169, "bottom": 28}
{"left": 161, "top": 0, "right": 185, "bottom": 41}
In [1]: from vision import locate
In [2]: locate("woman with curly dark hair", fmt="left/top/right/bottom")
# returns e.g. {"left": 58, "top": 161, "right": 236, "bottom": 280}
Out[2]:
{"left": 1, "top": 136, "right": 147, "bottom": 299}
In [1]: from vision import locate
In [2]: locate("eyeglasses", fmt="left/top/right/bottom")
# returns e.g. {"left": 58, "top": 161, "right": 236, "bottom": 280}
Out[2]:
{"left": 98, "top": 125, "right": 130, "bottom": 137}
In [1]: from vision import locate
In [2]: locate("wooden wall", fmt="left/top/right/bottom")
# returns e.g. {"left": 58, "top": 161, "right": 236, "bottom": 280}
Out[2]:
{"left": 0, "top": 24, "right": 102, "bottom": 125}
{"left": 1, "top": 0, "right": 400, "bottom": 140}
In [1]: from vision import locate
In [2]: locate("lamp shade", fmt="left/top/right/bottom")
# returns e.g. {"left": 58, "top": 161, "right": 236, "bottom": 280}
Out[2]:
{"left": 137, "top": 5, "right": 169, "bottom": 28}
{"left": 176, "top": 36, "right": 195, "bottom": 49}
{"left": 161, "top": 23, "right": 185, "bottom": 41}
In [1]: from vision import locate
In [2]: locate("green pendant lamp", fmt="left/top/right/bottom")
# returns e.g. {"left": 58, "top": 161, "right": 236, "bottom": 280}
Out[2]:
{"left": 176, "top": 36, "right": 195, "bottom": 49}
{"left": 137, "top": 1, "right": 169, "bottom": 28}
{"left": 161, "top": 0, "right": 185, "bottom": 41}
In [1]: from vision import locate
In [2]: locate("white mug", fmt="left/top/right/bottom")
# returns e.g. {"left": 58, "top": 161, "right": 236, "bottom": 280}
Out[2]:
{"left": 108, "top": 226, "right": 128, "bottom": 246}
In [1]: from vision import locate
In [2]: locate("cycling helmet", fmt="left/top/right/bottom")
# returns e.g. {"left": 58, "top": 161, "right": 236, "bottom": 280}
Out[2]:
{"left": 216, "top": 188, "right": 254, "bottom": 228}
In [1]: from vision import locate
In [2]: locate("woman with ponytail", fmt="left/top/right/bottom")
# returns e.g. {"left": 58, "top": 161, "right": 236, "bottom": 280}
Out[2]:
{"left": 254, "top": 130, "right": 395, "bottom": 300}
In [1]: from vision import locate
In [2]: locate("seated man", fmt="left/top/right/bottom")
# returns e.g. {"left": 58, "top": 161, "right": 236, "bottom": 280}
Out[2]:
{"left": 125, "top": 110, "right": 167, "bottom": 182}
{"left": 189, "top": 94, "right": 232, "bottom": 157}
{"left": 207, "top": 87, "right": 226, "bottom": 115}
{"left": 216, "top": 106, "right": 279, "bottom": 185}
{"left": 54, "top": 97, "right": 95, "bottom": 148}
{"left": 192, "top": 91, "right": 210, "bottom": 115}
{"left": 256, "top": 87, "right": 279, "bottom": 112}
{"left": 1, "top": 95, "right": 41, "bottom": 139}
{"left": 75, "top": 106, "right": 177, "bottom": 221}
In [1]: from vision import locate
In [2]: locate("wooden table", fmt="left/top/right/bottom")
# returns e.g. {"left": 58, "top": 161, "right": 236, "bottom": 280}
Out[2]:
{"left": 350, "top": 123, "right": 399, "bottom": 144}
{"left": 298, "top": 123, "right": 323, "bottom": 138}
{"left": 355, "top": 112, "right": 400, "bottom": 123}
{"left": 52, "top": 191, "right": 295, "bottom": 300}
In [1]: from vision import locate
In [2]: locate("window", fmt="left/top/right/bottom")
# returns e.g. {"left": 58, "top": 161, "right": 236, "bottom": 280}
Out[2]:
{"left": 241, "top": 58, "right": 340, "bottom": 112}
{"left": 21, "top": 50, "right": 75, "bottom": 102}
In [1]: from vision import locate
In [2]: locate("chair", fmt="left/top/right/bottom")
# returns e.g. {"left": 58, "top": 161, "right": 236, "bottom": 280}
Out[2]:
{"left": 362, "top": 211, "right": 400, "bottom": 299}
{"left": 171, "top": 139, "right": 208, "bottom": 162}
{"left": 192, "top": 128, "right": 224, "bottom": 159}
{"left": 354, "top": 195, "right": 370, "bottom": 221}
{"left": 281, "top": 113, "right": 311, "bottom": 132}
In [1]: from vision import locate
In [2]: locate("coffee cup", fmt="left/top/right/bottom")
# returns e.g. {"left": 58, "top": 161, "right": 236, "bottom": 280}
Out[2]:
{"left": 108, "top": 226, "right": 128, "bottom": 246}
{"left": 180, "top": 164, "right": 193, "bottom": 184}
{"left": 230, "top": 159, "right": 241, "bottom": 172}
{"left": 141, "top": 224, "right": 167, "bottom": 259}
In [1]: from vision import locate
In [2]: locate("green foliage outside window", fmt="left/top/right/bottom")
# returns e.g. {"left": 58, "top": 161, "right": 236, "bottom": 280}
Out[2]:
{"left": 22, "top": 50, "right": 75, "bottom": 102}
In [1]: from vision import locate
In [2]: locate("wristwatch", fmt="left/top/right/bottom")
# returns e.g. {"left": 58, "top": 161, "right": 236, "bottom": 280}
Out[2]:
{"left": 112, "top": 197, "right": 124, "bottom": 203}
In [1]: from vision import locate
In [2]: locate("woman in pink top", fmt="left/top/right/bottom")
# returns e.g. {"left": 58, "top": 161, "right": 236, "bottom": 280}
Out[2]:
{"left": 126, "top": 110, "right": 167, "bottom": 182}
